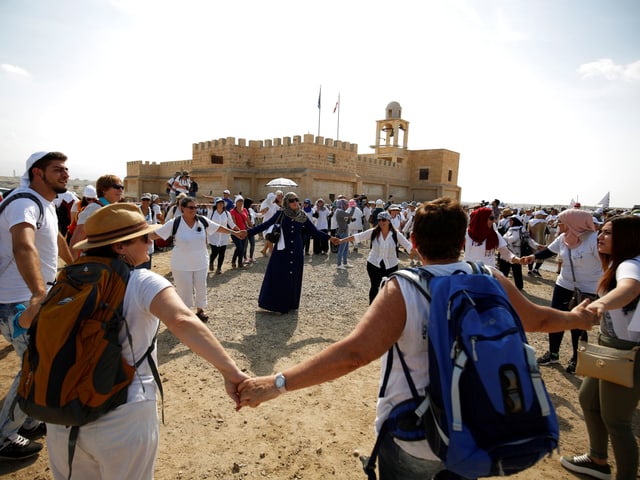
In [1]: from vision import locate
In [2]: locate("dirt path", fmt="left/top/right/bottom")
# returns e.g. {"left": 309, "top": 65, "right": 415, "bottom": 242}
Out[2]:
{"left": 1, "top": 243, "right": 634, "bottom": 479}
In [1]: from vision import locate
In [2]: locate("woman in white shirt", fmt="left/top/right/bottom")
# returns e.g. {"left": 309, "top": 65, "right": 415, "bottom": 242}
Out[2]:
{"left": 207, "top": 197, "right": 237, "bottom": 274}
{"left": 153, "top": 197, "right": 244, "bottom": 322}
{"left": 47, "top": 203, "right": 247, "bottom": 480}
{"left": 311, "top": 198, "right": 330, "bottom": 255}
{"left": 339, "top": 211, "right": 413, "bottom": 304}
{"left": 523, "top": 208, "right": 603, "bottom": 373}
{"left": 561, "top": 214, "right": 640, "bottom": 480}
{"left": 464, "top": 206, "right": 518, "bottom": 268}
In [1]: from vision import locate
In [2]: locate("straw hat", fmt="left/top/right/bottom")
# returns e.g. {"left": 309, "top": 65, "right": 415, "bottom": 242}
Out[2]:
{"left": 73, "top": 203, "right": 161, "bottom": 250}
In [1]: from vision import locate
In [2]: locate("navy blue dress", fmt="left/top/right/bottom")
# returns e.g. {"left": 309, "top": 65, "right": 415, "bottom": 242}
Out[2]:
{"left": 249, "top": 212, "right": 330, "bottom": 313}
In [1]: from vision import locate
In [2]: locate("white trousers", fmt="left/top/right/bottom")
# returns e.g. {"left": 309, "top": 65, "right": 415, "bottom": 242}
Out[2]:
{"left": 47, "top": 400, "right": 159, "bottom": 480}
{"left": 172, "top": 268, "right": 208, "bottom": 309}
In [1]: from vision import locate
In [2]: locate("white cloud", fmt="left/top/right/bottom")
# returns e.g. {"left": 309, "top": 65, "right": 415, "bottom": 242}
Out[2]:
{"left": 578, "top": 58, "right": 640, "bottom": 82}
{"left": 1, "top": 63, "right": 31, "bottom": 77}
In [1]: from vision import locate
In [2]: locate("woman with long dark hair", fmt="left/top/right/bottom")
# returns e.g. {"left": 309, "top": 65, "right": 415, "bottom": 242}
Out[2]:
{"left": 339, "top": 211, "right": 413, "bottom": 304}
{"left": 561, "top": 215, "right": 640, "bottom": 480}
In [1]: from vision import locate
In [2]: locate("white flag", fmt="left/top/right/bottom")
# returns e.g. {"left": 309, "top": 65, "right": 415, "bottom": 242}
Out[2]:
{"left": 597, "top": 192, "right": 610, "bottom": 208}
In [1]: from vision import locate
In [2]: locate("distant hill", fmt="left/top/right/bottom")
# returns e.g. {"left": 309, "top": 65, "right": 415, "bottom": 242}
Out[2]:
{"left": 0, "top": 176, "right": 94, "bottom": 196}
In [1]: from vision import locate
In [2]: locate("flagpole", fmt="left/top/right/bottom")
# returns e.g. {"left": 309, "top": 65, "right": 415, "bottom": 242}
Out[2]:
{"left": 317, "top": 85, "right": 322, "bottom": 137}
{"left": 336, "top": 92, "right": 341, "bottom": 140}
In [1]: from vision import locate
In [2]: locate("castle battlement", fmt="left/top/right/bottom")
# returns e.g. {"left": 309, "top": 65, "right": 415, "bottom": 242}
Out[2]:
{"left": 126, "top": 101, "right": 461, "bottom": 204}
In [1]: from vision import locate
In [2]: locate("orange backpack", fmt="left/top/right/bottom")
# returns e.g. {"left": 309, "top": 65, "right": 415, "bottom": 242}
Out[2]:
{"left": 16, "top": 256, "right": 162, "bottom": 478}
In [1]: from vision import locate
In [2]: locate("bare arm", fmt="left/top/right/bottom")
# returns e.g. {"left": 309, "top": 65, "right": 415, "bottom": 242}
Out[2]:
{"left": 12, "top": 223, "right": 47, "bottom": 327}
{"left": 491, "top": 267, "right": 597, "bottom": 331}
{"left": 57, "top": 231, "right": 74, "bottom": 265}
{"left": 69, "top": 222, "right": 86, "bottom": 250}
{"left": 237, "top": 278, "right": 407, "bottom": 408}
{"left": 587, "top": 278, "right": 640, "bottom": 317}
{"left": 150, "top": 287, "right": 248, "bottom": 409}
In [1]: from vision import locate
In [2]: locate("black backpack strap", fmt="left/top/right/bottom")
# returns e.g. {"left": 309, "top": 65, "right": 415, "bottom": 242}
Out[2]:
{"left": 0, "top": 192, "right": 45, "bottom": 229}
{"left": 197, "top": 215, "right": 209, "bottom": 229}
{"left": 67, "top": 426, "right": 79, "bottom": 480}
{"left": 135, "top": 339, "right": 165, "bottom": 424}
{"left": 171, "top": 216, "right": 182, "bottom": 237}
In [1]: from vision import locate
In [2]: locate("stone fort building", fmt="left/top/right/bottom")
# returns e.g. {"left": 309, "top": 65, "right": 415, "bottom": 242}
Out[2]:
{"left": 125, "top": 101, "right": 461, "bottom": 203}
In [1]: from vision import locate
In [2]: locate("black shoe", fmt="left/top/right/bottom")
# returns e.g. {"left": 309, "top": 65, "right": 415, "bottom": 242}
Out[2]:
{"left": 196, "top": 311, "right": 209, "bottom": 323}
{"left": 560, "top": 454, "right": 611, "bottom": 480}
{"left": 566, "top": 360, "right": 577, "bottom": 374}
{"left": 537, "top": 351, "right": 560, "bottom": 365}
{"left": 18, "top": 422, "right": 46, "bottom": 440}
{"left": 0, "top": 434, "right": 43, "bottom": 460}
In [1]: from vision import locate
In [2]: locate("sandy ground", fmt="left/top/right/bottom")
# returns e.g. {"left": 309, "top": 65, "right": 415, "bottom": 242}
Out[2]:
{"left": 1, "top": 240, "right": 637, "bottom": 479}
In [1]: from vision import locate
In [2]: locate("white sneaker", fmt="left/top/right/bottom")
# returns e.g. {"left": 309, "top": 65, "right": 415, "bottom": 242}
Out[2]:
{"left": 343, "top": 263, "right": 354, "bottom": 268}
{"left": 337, "top": 265, "right": 346, "bottom": 270}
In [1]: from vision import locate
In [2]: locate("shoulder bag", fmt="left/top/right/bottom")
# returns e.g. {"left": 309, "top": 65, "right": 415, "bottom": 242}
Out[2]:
{"left": 576, "top": 339, "right": 638, "bottom": 388}
{"left": 265, "top": 212, "right": 284, "bottom": 243}
{"left": 567, "top": 249, "right": 597, "bottom": 309}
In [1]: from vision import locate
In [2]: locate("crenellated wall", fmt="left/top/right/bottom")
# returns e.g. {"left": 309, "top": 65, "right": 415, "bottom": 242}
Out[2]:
{"left": 126, "top": 106, "right": 461, "bottom": 203}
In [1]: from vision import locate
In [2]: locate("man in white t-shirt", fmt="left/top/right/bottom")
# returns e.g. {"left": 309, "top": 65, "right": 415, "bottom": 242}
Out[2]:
{"left": 0, "top": 152, "right": 74, "bottom": 461}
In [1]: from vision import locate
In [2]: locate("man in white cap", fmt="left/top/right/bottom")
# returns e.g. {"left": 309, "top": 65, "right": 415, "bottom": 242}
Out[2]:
{"left": 0, "top": 152, "right": 75, "bottom": 460}
{"left": 222, "top": 189, "right": 234, "bottom": 211}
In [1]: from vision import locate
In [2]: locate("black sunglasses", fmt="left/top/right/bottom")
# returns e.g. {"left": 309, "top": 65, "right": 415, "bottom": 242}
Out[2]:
{"left": 288, "top": 198, "right": 299, "bottom": 203}
{"left": 111, "top": 184, "right": 125, "bottom": 190}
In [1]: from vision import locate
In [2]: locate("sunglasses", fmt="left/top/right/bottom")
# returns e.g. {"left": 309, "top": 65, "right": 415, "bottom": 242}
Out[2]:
{"left": 378, "top": 218, "right": 389, "bottom": 222}
{"left": 288, "top": 198, "right": 299, "bottom": 203}
{"left": 111, "top": 184, "right": 125, "bottom": 190}
{"left": 184, "top": 206, "right": 197, "bottom": 210}
{"left": 141, "top": 234, "right": 149, "bottom": 243}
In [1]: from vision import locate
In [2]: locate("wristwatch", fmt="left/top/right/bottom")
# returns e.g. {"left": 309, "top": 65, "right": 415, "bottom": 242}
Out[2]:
{"left": 274, "top": 372, "right": 287, "bottom": 393}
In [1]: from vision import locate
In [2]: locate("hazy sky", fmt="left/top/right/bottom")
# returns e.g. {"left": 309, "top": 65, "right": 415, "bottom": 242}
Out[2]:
{"left": 1, "top": 0, "right": 638, "bottom": 207}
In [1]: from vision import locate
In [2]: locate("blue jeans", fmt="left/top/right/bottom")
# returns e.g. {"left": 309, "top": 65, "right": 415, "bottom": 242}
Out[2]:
{"left": 337, "top": 233, "right": 349, "bottom": 265}
{"left": 0, "top": 302, "right": 30, "bottom": 443}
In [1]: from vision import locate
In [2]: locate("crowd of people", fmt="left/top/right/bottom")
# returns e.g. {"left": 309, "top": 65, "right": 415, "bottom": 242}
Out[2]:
{"left": 1, "top": 156, "right": 639, "bottom": 480}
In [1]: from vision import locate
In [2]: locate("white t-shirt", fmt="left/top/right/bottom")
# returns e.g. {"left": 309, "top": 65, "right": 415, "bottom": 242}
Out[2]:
{"left": 155, "top": 217, "right": 223, "bottom": 271}
{"left": 377, "top": 261, "right": 474, "bottom": 460}
{"left": 77, "top": 201, "right": 103, "bottom": 225}
{"left": 353, "top": 228, "right": 413, "bottom": 269}
{"left": 547, "top": 232, "right": 602, "bottom": 294}
{"left": 348, "top": 207, "right": 364, "bottom": 234}
{"left": 600, "top": 256, "right": 640, "bottom": 342}
{"left": 121, "top": 268, "right": 172, "bottom": 403}
{"left": 312, "top": 207, "right": 330, "bottom": 230}
{"left": 464, "top": 231, "right": 509, "bottom": 267}
{"left": 0, "top": 189, "right": 59, "bottom": 303}
{"left": 207, "top": 209, "right": 236, "bottom": 247}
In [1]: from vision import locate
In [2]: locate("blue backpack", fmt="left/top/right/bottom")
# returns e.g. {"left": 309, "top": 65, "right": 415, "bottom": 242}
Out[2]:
{"left": 364, "top": 263, "right": 558, "bottom": 479}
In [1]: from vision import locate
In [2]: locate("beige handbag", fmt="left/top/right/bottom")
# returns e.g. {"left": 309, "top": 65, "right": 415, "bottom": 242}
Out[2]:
{"left": 575, "top": 340, "right": 638, "bottom": 388}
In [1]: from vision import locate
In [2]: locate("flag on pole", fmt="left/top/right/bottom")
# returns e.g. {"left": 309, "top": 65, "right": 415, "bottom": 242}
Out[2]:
{"left": 333, "top": 99, "right": 339, "bottom": 113}
{"left": 597, "top": 192, "right": 610, "bottom": 208}
{"left": 317, "top": 86, "right": 321, "bottom": 109}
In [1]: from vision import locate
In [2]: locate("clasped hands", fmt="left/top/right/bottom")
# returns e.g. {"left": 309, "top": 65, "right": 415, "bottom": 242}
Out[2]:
{"left": 233, "top": 375, "right": 281, "bottom": 409}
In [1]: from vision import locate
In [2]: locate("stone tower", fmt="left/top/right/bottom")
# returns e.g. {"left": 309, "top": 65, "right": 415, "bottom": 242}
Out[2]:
{"left": 373, "top": 101, "right": 410, "bottom": 165}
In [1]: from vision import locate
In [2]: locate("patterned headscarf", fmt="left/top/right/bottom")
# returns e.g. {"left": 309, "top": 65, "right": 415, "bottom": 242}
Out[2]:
{"left": 283, "top": 191, "right": 307, "bottom": 223}
{"left": 468, "top": 207, "right": 499, "bottom": 251}
{"left": 559, "top": 208, "right": 596, "bottom": 249}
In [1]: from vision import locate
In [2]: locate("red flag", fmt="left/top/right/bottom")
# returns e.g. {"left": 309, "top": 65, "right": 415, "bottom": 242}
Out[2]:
{"left": 333, "top": 100, "right": 339, "bottom": 113}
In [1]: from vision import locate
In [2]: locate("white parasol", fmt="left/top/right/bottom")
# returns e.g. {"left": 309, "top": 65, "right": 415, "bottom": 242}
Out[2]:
{"left": 265, "top": 177, "right": 298, "bottom": 188}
